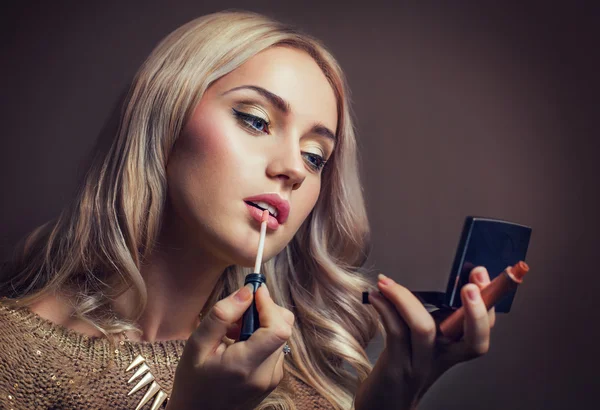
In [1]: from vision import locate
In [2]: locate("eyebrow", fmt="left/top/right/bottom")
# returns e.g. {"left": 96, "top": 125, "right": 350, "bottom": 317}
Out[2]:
{"left": 221, "top": 85, "right": 337, "bottom": 141}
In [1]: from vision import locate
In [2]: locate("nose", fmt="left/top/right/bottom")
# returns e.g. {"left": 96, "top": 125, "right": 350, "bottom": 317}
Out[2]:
{"left": 266, "top": 138, "right": 306, "bottom": 190}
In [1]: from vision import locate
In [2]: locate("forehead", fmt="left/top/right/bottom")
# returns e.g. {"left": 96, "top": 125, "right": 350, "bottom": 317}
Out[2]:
{"left": 209, "top": 46, "right": 338, "bottom": 132}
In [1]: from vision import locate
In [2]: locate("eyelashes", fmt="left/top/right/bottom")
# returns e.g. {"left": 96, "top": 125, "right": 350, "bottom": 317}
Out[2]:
{"left": 302, "top": 152, "right": 327, "bottom": 171}
{"left": 232, "top": 107, "right": 271, "bottom": 134}
{"left": 231, "top": 108, "right": 329, "bottom": 172}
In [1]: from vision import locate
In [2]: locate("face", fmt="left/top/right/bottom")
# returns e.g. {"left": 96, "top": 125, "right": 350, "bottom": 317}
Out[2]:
{"left": 165, "top": 46, "right": 338, "bottom": 267}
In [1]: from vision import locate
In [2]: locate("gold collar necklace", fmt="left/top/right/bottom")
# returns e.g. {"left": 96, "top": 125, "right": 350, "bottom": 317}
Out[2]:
{"left": 121, "top": 312, "right": 203, "bottom": 410}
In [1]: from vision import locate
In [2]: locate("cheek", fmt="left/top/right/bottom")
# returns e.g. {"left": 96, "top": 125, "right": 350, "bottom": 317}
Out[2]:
{"left": 166, "top": 111, "right": 245, "bottom": 224}
{"left": 182, "top": 114, "right": 231, "bottom": 164}
{"left": 292, "top": 179, "right": 321, "bottom": 227}
{"left": 174, "top": 111, "right": 249, "bottom": 186}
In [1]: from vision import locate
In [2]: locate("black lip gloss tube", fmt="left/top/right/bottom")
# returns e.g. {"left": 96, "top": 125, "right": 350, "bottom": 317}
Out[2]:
{"left": 239, "top": 273, "right": 267, "bottom": 341}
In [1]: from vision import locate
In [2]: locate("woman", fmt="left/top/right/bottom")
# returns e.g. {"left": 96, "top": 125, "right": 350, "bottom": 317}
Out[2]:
{"left": 0, "top": 10, "right": 494, "bottom": 410}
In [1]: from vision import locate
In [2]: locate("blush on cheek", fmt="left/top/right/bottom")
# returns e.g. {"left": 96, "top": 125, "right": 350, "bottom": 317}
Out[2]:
{"left": 173, "top": 107, "right": 255, "bottom": 204}
{"left": 188, "top": 110, "right": 255, "bottom": 166}
{"left": 180, "top": 117, "right": 220, "bottom": 159}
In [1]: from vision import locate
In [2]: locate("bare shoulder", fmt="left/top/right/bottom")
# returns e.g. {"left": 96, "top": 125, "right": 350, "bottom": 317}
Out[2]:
{"left": 29, "top": 293, "right": 104, "bottom": 337}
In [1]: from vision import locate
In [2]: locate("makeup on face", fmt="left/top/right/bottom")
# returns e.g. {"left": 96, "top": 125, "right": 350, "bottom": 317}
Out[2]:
{"left": 224, "top": 86, "right": 336, "bottom": 174}
{"left": 168, "top": 47, "right": 337, "bottom": 269}
{"left": 244, "top": 193, "right": 290, "bottom": 230}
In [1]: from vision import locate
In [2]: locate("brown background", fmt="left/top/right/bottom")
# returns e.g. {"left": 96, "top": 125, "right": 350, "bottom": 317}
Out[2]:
{"left": 1, "top": 1, "right": 598, "bottom": 409}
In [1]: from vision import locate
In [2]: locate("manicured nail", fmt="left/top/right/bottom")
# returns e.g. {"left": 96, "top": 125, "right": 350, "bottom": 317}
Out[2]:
{"left": 235, "top": 284, "right": 254, "bottom": 302}
{"left": 466, "top": 286, "right": 479, "bottom": 302}
{"left": 378, "top": 273, "right": 392, "bottom": 286}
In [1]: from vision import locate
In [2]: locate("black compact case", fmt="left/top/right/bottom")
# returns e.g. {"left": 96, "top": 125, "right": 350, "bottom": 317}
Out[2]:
{"left": 413, "top": 216, "right": 532, "bottom": 313}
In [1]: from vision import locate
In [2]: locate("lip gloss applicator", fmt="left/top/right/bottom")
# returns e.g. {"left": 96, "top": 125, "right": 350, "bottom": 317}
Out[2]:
{"left": 239, "top": 209, "right": 269, "bottom": 341}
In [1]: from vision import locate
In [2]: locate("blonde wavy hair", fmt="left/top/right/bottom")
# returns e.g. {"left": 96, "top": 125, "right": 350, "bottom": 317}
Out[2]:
{"left": 0, "top": 10, "right": 382, "bottom": 410}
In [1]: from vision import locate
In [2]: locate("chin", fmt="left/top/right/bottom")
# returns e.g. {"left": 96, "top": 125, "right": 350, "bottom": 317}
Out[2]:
{"left": 233, "top": 254, "right": 257, "bottom": 268}
{"left": 229, "top": 242, "right": 288, "bottom": 271}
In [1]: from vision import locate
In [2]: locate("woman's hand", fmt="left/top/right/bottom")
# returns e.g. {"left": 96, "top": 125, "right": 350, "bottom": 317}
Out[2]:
{"left": 166, "top": 284, "right": 295, "bottom": 410}
{"left": 355, "top": 267, "right": 495, "bottom": 410}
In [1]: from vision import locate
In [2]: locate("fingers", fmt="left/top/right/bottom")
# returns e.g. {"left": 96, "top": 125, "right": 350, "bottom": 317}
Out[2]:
{"left": 243, "top": 285, "right": 291, "bottom": 390}
{"left": 194, "top": 284, "right": 290, "bottom": 397}
{"left": 191, "top": 284, "right": 255, "bottom": 362}
{"left": 365, "top": 269, "right": 494, "bottom": 380}
{"left": 238, "top": 285, "right": 294, "bottom": 369}
{"left": 469, "top": 266, "right": 496, "bottom": 328}
{"left": 173, "top": 284, "right": 292, "bottom": 410}
{"left": 438, "top": 282, "right": 492, "bottom": 368}
{"left": 254, "top": 285, "right": 295, "bottom": 328}
{"left": 248, "top": 335, "right": 288, "bottom": 391}
{"left": 376, "top": 274, "right": 437, "bottom": 373}
{"left": 225, "top": 321, "right": 241, "bottom": 341}
{"left": 368, "top": 291, "right": 410, "bottom": 358}
{"left": 271, "top": 344, "right": 286, "bottom": 383}
{"left": 460, "top": 283, "right": 490, "bottom": 359}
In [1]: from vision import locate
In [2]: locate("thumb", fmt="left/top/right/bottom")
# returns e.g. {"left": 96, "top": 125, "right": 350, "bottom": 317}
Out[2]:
{"left": 192, "top": 284, "right": 254, "bottom": 362}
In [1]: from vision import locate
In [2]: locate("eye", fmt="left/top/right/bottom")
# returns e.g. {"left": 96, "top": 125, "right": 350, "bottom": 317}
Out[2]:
{"left": 232, "top": 108, "right": 270, "bottom": 134}
{"left": 302, "top": 152, "right": 327, "bottom": 172}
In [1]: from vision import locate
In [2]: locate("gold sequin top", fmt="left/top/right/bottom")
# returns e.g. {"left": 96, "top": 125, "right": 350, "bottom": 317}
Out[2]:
{"left": 0, "top": 302, "right": 333, "bottom": 409}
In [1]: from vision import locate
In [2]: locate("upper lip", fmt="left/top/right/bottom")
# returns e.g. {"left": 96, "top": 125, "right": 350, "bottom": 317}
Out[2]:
{"left": 244, "top": 193, "right": 290, "bottom": 224}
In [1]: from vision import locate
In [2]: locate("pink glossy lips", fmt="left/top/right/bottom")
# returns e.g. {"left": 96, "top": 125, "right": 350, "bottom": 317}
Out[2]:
{"left": 244, "top": 193, "right": 290, "bottom": 230}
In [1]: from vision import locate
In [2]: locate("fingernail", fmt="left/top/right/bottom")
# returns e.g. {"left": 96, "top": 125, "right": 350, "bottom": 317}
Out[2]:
{"left": 235, "top": 284, "right": 254, "bottom": 302}
{"left": 377, "top": 273, "right": 392, "bottom": 286}
{"left": 473, "top": 271, "right": 484, "bottom": 283}
{"left": 466, "top": 286, "right": 479, "bottom": 302}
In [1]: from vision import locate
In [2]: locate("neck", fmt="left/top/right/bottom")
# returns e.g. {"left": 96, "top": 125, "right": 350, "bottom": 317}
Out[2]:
{"left": 113, "top": 205, "right": 230, "bottom": 342}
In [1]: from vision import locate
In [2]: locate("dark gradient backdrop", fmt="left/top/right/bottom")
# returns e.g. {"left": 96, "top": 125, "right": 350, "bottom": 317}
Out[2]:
{"left": 1, "top": 1, "right": 598, "bottom": 409}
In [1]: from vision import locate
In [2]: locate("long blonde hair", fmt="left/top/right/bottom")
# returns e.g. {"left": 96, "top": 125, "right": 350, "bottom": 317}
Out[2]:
{"left": 1, "top": 10, "right": 381, "bottom": 409}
